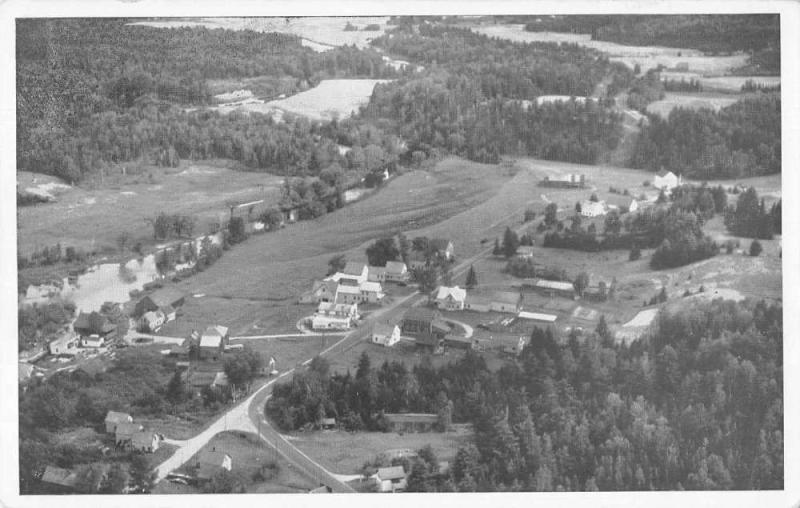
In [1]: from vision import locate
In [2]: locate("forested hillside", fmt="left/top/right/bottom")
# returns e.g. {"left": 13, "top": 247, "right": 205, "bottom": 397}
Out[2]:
{"left": 269, "top": 298, "right": 782, "bottom": 491}
{"left": 362, "top": 24, "right": 628, "bottom": 164}
{"left": 631, "top": 92, "right": 781, "bottom": 178}
{"left": 16, "top": 18, "right": 401, "bottom": 182}
{"left": 521, "top": 15, "right": 780, "bottom": 72}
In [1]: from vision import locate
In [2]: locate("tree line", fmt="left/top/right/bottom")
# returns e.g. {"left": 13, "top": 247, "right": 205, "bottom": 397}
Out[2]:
{"left": 268, "top": 297, "right": 782, "bottom": 491}
{"left": 17, "top": 18, "right": 404, "bottom": 183}
{"left": 631, "top": 92, "right": 781, "bottom": 179}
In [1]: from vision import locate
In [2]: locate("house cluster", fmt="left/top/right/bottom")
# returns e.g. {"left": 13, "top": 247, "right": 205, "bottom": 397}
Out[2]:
{"left": 48, "top": 310, "right": 118, "bottom": 357}
{"left": 406, "top": 239, "right": 455, "bottom": 271}
{"left": 105, "top": 410, "right": 161, "bottom": 452}
{"left": 302, "top": 261, "right": 400, "bottom": 307}
{"left": 133, "top": 287, "right": 186, "bottom": 333}
{"left": 431, "top": 285, "right": 523, "bottom": 314}
{"left": 311, "top": 302, "right": 360, "bottom": 330}
{"left": 579, "top": 197, "right": 639, "bottom": 218}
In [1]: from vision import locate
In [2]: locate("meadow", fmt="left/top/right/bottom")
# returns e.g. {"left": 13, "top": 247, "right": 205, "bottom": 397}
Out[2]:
{"left": 17, "top": 160, "right": 282, "bottom": 257}
{"left": 645, "top": 92, "right": 739, "bottom": 119}
{"left": 287, "top": 425, "right": 473, "bottom": 475}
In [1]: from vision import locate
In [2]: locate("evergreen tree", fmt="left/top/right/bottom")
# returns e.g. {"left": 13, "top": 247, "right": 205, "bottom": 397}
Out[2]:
{"left": 465, "top": 265, "right": 478, "bottom": 289}
{"left": 749, "top": 239, "right": 763, "bottom": 257}
{"left": 502, "top": 227, "right": 520, "bottom": 258}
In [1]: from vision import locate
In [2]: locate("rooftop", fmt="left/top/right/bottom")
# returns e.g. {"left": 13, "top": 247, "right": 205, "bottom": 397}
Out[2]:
{"left": 377, "top": 466, "right": 406, "bottom": 481}
{"left": 434, "top": 286, "right": 467, "bottom": 302}
{"left": 146, "top": 287, "right": 185, "bottom": 308}
{"left": 342, "top": 261, "right": 367, "bottom": 276}
{"left": 518, "top": 311, "right": 558, "bottom": 323}
{"left": 534, "top": 279, "right": 575, "bottom": 292}
{"left": 403, "top": 307, "right": 442, "bottom": 323}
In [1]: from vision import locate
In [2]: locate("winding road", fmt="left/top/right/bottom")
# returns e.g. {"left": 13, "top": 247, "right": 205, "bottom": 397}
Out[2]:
{"left": 152, "top": 197, "right": 536, "bottom": 492}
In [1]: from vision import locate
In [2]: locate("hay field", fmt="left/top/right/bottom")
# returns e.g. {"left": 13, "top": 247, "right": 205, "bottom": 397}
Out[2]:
{"left": 17, "top": 160, "right": 282, "bottom": 257}
{"left": 646, "top": 92, "right": 739, "bottom": 119}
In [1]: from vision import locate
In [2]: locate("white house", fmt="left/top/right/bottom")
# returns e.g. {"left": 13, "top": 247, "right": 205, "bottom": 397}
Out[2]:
{"left": 49, "top": 334, "right": 78, "bottom": 356}
{"left": 517, "top": 245, "right": 535, "bottom": 259}
{"left": 200, "top": 325, "right": 228, "bottom": 359}
{"left": 384, "top": 261, "right": 409, "bottom": 282}
{"left": 653, "top": 170, "right": 682, "bottom": 191}
{"left": 299, "top": 279, "right": 339, "bottom": 304}
{"left": 312, "top": 302, "right": 359, "bottom": 330}
{"left": 433, "top": 286, "right": 467, "bottom": 311}
{"left": 131, "top": 430, "right": 160, "bottom": 453}
{"left": 81, "top": 334, "right": 105, "bottom": 348}
{"left": 317, "top": 302, "right": 359, "bottom": 320}
{"left": 628, "top": 198, "right": 639, "bottom": 213}
{"left": 140, "top": 310, "right": 166, "bottom": 332}
{"left": 580, "top": 200, "right": 607, "bottom": 218}
{"left": 376, "top": 465, "right": 407, "bottom": 492}
{"left": 335, "top": 281, "right": 385, "bottom": 304}
{"left": 104, "top": 411, "right": 133, "bottom": 433}
{"left": 372, "top": 323, "right": 401, "bottom": 347}
{"left": 360, "top": 281, "right": 385, "bottom": 303}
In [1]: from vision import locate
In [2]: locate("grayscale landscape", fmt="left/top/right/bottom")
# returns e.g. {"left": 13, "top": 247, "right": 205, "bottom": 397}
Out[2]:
{"left": 16, "top": 14, "right": 782, "bottom": 495}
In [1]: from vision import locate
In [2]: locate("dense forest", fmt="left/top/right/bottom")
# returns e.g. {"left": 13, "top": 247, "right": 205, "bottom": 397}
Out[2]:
{"left": 16, "top": 18, "right": 403, "bottom": 182}
{"left": 362, "top": 24, "right": 628, "bottom": 164}
{"left": 269, "top": 298, "right": 782, "bottom": 491}
{"left": 520, "top": 15, "right": 780, "bottom": 73}
{"left": 631, "top": 92, "right": 781, "bottom": 179}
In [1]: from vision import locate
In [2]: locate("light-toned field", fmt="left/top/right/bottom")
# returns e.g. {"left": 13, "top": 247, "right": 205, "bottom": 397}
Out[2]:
{"left": 202, "top": 79, "right": 390, "bottom": 121}
{"left": 128, "top": 17, "right": 390, "bottom": 49}
{"left": 178, "top": 158, "right": 514, "bottom": 303}
{"left": 154, "top": 431, "right": 316, "bottom": 494}
{"left": 646, "top": 92, "right": 738, "bottom": 119}
{"left": 263, "top": 79, "right": 391, "bottom": 121}
{"left": 660, "top": 72, "right": 781, "bottom": 92}
{"left": 17, "top": 160, "right": 281, "bottom": 257}
{"left": 468, "top": 24, "right": 748, "bottom": 74}
{"left": 287, "top": 425, "right": 473, "bottom": 474}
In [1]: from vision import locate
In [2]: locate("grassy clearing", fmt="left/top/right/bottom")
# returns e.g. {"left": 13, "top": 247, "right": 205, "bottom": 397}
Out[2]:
{"left": 646, "top": 92, "right": 739, "bottom": 119}
{"left": 17, "top": 160, "right": 282, "bottom": 257}
{"left": 660, "top": 73, "right": 781, "bottom": 93}
{"left": 287, "top": 424, "right": 473, "bottom": 475}
{"left": 325, "top": 339, "right": 464, "bottom": 376}
{"left": 265, "top": 79, "right": 391, "bottom": 121}
{"left": 154, "top": 431, "right": 316, "bottom": 494}
{"left": 178, "top": 157, "right": 513, "bottom": 302}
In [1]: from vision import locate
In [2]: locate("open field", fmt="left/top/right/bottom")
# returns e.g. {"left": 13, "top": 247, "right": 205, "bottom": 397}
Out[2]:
{"left": 177, "top": 157, "right": 514, "bottom": 302}
{"left": 287, "top": 425, "right": 473, "bottom": 475}
{"left": 467, "top": 24, "right": 748, "bottom": 74}
{"left": 17, "top": 160, "right": 281, "bottom": 257}
{"left": 154, "top": 431, "right": 317, "bottom": 494}
{"left": 129, "top": 17, "right": 390, "bottom": 49}
{"left": 660, "top": 72, "right": 781, "bottom": 92}
{"left": 646, "top": 92, "right": 739, "bottom": 119}
{"left": 203, "top": 79, "right": 390, "bottom": 121}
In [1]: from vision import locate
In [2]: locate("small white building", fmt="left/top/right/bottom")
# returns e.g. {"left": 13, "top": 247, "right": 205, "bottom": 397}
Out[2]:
{"left": 81, "top": 334, "right": 105, "bottom": 348}
{"left": 580, "top": 200, "right": 607, "bottom": 218}
{"left": 628, "top": 198, "right": 639, "bottom": 213}
{"left": 653, "top": 170, "right": 682, "bottom": 191}
{"left": 517, "top": 311, "right": 558, "bottom": 323}
{"left": 49, "top": 334, "right": 78, "bottom": 356}
{"left": 433, "top": 286, "right": 467, "bottom": 311}
{"left": 140, "top": 310, "right": 166, "bottom": 332}
{"left": 131, "top": 430, "right": 160, "bottom": 453}
{"left": 376, "top": 465, "right": 407, "bottom": 493}
{"left": 372, "top": 323, "right": 401, "bottom": 347}
{"left": 516, "top": 245, "right": 535, "bottom": 259}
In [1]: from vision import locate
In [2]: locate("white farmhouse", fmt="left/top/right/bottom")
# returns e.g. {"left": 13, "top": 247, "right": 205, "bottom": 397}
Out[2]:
{"left": 371, "top": 323, "right": 401, "bottom": 347}
{"left": 653, "top": 170, "right": 682, "bottom": 191}
{"left": 580, "top": 200, "right": 607, "bottom": 218}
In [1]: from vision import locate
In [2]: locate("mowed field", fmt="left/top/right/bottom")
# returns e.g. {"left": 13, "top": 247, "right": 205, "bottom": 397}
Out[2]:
{"left": 646, "top": 92, "right": 739, "bottom": 119}
{"left": 17, "top": 160, "right": 281, "bottom": 257}
{"left": 287, "top": 425, "right": 473, "bottom": 475}
{"left": 660, "top": 73, "right": 781, "bottom": 92}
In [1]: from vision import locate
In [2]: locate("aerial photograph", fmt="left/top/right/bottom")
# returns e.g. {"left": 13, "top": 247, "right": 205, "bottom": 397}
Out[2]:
{"left": 15, "top": 13, "right": 783, "bottom": 496}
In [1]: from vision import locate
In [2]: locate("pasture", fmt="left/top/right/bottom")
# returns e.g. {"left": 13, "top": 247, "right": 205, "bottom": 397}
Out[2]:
{"left": 17, "top": 160, "right": 282, "bottom": 257}
{"left": 467, "top": 24, "right": 748, "bottom": 74}
{"left": 646, "top": 92, "right": 738, "bottom": 119}
{"left": 287, "top": 425, "right": 473, "bottom": 475}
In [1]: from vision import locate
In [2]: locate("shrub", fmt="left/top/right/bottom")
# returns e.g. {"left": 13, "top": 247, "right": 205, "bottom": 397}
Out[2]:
{"left": 749, "top": 240, "right": 763, "bottom": 257}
